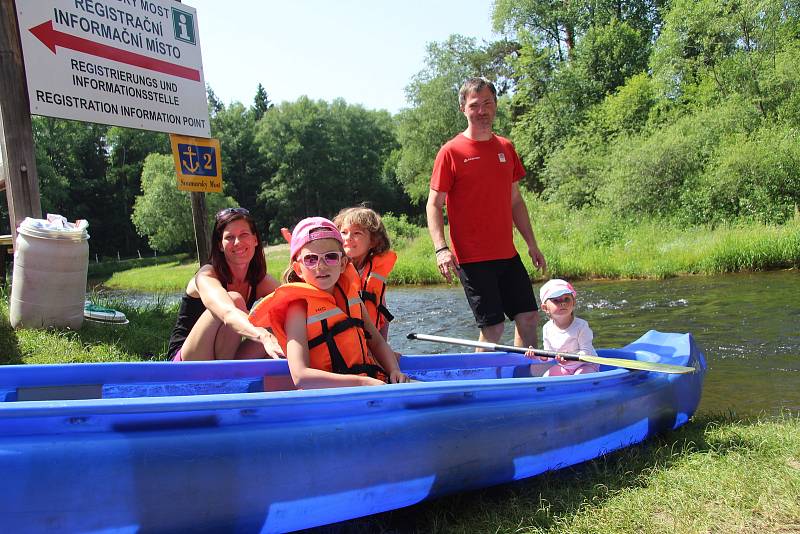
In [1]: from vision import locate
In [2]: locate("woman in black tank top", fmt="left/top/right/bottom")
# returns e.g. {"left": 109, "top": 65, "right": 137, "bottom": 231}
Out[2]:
{"left": 166, "top": 208, "right": 281, "bottom": 360}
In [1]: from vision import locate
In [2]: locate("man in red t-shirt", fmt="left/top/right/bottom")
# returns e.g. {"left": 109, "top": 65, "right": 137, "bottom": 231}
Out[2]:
{"left": 426, "top": 77, "right": 547, "bottom": 348}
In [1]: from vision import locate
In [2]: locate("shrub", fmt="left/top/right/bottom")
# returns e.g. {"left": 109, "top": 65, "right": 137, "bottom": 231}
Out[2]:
{"left": 382, "top": 213, "right": 420, "bottom": 244}
{"left": 691, "top": 126, "right": 800, "bottom": 224}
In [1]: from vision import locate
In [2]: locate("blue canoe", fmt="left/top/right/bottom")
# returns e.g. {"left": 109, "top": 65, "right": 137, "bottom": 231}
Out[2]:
{"left": 0, "top": 330, "right": 706, "bottom": 533}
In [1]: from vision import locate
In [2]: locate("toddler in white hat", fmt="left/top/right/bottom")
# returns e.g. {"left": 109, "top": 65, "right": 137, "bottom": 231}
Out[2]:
{"left": 531, "top": 279, "right": 599, "bottom": 376}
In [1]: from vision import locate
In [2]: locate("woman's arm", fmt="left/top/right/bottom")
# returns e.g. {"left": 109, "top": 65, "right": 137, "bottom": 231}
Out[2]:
{"left": 194, "top": 265, "right": 281, "bottom": 354}
{"left": 284, "top": 302, "right": 385, "bottom": 389}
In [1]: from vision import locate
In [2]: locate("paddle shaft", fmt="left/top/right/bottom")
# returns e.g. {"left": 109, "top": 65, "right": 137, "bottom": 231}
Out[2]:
{"left": 406, "top": 333, "right": 696, "bottom": 374}
{"left": 407, "top": 333, "right": 579, "bottom": 360}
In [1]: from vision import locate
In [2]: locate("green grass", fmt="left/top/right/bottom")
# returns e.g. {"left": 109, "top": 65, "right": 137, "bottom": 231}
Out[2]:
{"left": 88, "top": 203, "right": 800, "bottom": 293}
{"left": 79, "top": 205, "right": 800, "bottom": 293}
{"left": 0, "top": 288, "right": 174, "bottom": 364}
{"left": 514, "top": 197, "right": 800, "bottom": 281}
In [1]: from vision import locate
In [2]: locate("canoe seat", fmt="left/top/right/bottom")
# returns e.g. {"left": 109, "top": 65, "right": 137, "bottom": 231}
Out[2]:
{"left": 17, "top": 384, "right": 103, "bottom": 401}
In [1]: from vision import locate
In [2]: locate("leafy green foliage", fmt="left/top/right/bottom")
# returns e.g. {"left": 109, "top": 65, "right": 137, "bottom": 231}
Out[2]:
{"left": 505, "top": 9, "right": 657, "bottom": 186}
{"left": 210, "top": 102, "right": 268, "bottom": 225}
{"left": 29, "top": 118, "right": 111, "bottom": 245}
{"left": 382, "top": 213, "right": 420, "bottom": 244}
{"left": 105, "top": 127, "right": 171, "bottom": 254}
{"left": 131, "top": 154, "right": 234, "bottom": 253}
{"left": 532, "top": 0, "right": 800, "bottom": 226}
{"left": 252, "top": 83, "right": 273, "bottom": 120}
{"left": 255, "top": 97, "right": 407, "bottom": 238}
{"left": 691, "top": 126, "right": 800, "bottom": 224}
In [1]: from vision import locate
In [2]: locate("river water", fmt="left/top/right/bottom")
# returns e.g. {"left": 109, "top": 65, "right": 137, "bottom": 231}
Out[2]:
{"left": 111, "top": 270, "right": 799, "bottom": 417}
{"left": 385, "top": 270, "right": 800, "bottom": 417}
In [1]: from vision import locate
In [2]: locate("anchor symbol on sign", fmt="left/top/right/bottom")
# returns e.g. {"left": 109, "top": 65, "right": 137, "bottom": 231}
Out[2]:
{"left": 181, "top": 145, "right": 200, "bottom": 173}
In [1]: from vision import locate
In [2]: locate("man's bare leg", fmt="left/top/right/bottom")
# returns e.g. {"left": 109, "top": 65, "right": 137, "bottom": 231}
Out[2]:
{"left": 477, "top": 321, "right": 505, "bottom": 352}
{"left": 513, "top": 310, "right": 539, "bottom": 348}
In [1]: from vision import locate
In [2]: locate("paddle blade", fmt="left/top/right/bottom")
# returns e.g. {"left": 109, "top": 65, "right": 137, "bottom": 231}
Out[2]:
{"left": 578, "top": 354, "right": 695, "bottom": 374}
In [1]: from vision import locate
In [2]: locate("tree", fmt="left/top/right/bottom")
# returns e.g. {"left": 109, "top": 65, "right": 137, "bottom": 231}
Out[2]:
{"left": 252, "top": 83, "right": 273, "bottom": 120}
{"left": 255, "top": 97, "right": 405, "bottom": 238}
{"left": 105, "top": 127, "right": 170, "bottom": 254}
{"left": 493, "top": 0, "right": 664, "bottom": 61}
{"left": 493, "top": 0, "right": 583, "bottom": 61}
{"left": 650, "top": 0, "right": 798, "bottom": 117}
{"left": 29, "top": 118, "right": 132, "bottom": 255}
{"left": 494, "top": 0, "right": 664, "bottom": 186}
{"left": 206, "top": 84, "right": 225, "bottom": 117}
{"left": 132, "top": 154, "right": 234, "bottom": 253}
{"left": 210, "top": 102, "right": 266, "bottom": 218}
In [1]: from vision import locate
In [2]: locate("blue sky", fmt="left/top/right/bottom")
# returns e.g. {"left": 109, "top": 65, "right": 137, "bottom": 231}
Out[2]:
{"left": 187, "top": 0, "right": 500, "bottom": 114}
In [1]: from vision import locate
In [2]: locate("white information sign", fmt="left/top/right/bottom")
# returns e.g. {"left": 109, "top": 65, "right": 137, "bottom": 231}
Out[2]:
{"left": 16, "top": 0, "right": 210, "bottom": 137}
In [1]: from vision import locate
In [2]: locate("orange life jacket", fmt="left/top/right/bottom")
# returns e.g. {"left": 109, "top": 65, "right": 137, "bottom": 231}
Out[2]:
{"left": 249, "top": 264, "right": 387, "bottom": 381}
{"left": 358, "top": 250, "right": 396, "bottom": 332}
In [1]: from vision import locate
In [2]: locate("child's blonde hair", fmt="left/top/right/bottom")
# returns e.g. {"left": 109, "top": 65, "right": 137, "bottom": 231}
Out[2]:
{"left": 333, "top": 206, "right": 391, "bottom": 256}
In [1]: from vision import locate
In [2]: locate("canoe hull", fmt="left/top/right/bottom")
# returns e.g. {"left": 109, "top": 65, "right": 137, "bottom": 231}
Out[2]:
{"left": 0, "top": 330, "right": 705, "bottom": 532}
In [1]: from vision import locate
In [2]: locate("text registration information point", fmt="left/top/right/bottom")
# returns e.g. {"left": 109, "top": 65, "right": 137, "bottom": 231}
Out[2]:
{"left": 16, "top": 0, "right": 211, "bottom": 137}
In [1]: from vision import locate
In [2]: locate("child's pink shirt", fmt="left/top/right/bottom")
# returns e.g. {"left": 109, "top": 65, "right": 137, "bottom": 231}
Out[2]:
{"left": 542, "top": 317, "right": 599, "bottom": 374}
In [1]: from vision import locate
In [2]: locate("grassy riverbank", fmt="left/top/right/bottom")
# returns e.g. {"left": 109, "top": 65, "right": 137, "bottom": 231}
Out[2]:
{"left": 0, "top": 288, "right": 174, "bottom": 364}
{"left": 90, "top": 200, "right": 800, "bottom": 292}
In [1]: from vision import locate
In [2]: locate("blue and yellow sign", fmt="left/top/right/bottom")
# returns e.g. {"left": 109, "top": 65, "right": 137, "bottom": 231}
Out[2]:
{"left": 170, "top": 134, "right": 222, "bottom": 192}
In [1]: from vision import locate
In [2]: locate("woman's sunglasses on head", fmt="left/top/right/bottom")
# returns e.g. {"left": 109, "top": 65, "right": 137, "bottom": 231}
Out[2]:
{"left": 216, "top": 207, "right": 250, "bottom": 219}
{"left": 297, "top": 251, "right": 343, "bottom": 268}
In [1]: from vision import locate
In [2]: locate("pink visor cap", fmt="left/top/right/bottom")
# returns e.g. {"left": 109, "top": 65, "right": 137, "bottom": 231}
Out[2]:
{"left": 289, "top": 217, "right": 343, "bottom": 260}
{"left": 539, "top": 279, "right": 576, "bottom": 303}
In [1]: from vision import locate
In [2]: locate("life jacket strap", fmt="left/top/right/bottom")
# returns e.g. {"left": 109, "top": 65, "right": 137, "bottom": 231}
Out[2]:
{"left": 307, "top": 317, "right": 386, "bottom": 381}
{"left": 359, "top": 290, "right": 394, "bottom": 324}
{"left": 307, "top": 317, "right": 363, "bottom": 350}
{"left": 377, "top": 303, "right": 394, "bottom": 323}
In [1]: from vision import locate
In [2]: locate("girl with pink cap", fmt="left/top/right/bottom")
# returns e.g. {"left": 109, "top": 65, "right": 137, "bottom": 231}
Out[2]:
{"left": 250, "top": 217, "right": 409, "bottom": 389}
{"left": 282, "top": 206, "right": 397, "bottom": 342}
{"left": 530, "top": 278, "right": 599, "bottom": 376}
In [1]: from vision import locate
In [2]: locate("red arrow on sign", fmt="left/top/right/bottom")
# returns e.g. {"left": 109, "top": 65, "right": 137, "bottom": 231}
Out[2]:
{"left": 29, "top": 20, "right": 201, "bottom": 82}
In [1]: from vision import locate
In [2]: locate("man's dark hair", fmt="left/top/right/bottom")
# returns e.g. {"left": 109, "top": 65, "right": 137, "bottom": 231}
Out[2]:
{"left": 459, "top": 77, "right": 497, "bottom": 107}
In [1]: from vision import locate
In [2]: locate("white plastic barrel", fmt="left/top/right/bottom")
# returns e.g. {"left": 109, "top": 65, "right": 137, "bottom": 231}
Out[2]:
{"left": 9, "top": 224, "right": 89, "bottom": 329}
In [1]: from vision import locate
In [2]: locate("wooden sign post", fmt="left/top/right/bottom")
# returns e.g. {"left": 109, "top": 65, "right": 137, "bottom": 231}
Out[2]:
{"left": 0, "top": 0, "right": 43, "bottom": 244}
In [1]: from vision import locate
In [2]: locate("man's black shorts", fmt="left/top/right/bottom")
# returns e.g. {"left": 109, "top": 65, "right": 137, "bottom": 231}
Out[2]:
{"left": 456, "top": 254, "right": 538, "bottom": 327}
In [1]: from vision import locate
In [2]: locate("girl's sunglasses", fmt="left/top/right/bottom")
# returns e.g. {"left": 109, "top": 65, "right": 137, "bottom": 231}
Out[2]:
{"left": 548, "top": 294, "right": 574, "bottom": 305}
{"left": 297, "top": 251, "right": 343, "bottom": 268}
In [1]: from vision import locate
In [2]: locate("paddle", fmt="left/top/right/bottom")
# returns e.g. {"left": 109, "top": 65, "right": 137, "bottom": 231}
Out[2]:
{"left": 406, "top": 333, "right": 696, "bottom": 374}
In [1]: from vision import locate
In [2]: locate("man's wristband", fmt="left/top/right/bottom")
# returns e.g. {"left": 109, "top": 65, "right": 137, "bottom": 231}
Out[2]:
{"left": 434, "top": 246, "right": 449, "bottom": 254}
